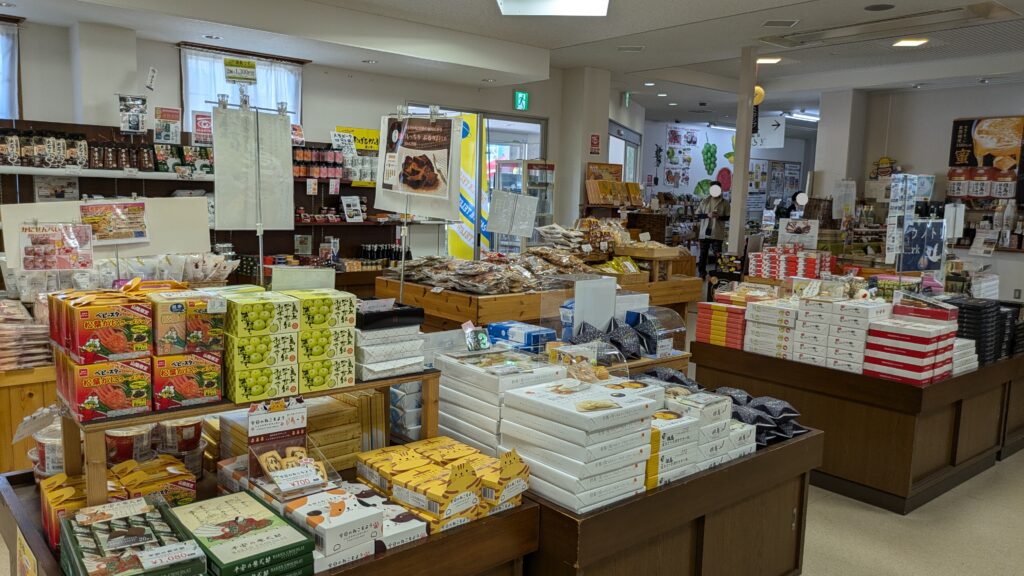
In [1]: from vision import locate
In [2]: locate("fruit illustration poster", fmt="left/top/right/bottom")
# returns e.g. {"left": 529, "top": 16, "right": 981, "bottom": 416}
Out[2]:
{"left": 79, "top": 201, "right": 150, "bottom": 245}
{"left": 379, "top": 116, "right": 458, "bottom": 199}
{"left": 648, "top": 123, "right": 735, "bottom": 198}
{"left": 19, "top": 223, "right": 94, "bottom": 271}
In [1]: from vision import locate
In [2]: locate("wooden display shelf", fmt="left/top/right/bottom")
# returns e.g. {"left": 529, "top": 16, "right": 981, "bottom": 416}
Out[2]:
{"left": 525, "top": 431, "right": 824, "bottom": 576}
{"left": 0, "top": 165, "right": 213, "bottom": 181}
{"left": 375, "top": 276, "right": 702, "bottom": 332}
{"left": 59, "top": 369, "right": 441, "bottom": 505}
{"left": 0, "top": 470, "right": 539, "bottom": 576}
{"left": 612, "top": 245, "right": 680, "bottom": 259}
{"left": 621, "top": 352, "right": 690, "bottom": 374}
{"left": 692, "top": 342, "right": 1024, "bottom": 514}
{"left": 0, "top": 366, "right": 58, "bottom": 473}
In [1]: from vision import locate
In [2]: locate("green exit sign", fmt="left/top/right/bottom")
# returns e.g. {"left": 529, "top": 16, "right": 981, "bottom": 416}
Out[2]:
{"left": 514, "top": 90, "right": 529, "bottom": 111}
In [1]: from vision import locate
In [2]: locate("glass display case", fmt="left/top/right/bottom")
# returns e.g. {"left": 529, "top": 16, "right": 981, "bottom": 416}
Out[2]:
{"left": 493, "top": 159, "right": 556, "bottom": 253}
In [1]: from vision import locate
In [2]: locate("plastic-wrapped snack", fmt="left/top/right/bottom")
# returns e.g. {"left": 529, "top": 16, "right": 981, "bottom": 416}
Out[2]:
{"left": 644, "top": 367, "right": 700, "bottom": 391}
{"left": 570, "top": 322, "right": 609, "bottom": 345}
{"left": 731, "top": 405, "right": 775, "bottom": 428}
{"left": 774, "top": 420, "right": 810, "bottom": 439}
{"left": 634, "top": 318, "right": 664, "bottom": 355}
{"left": 715, "top": 386, "right": 753, "bottom": 406}
{"left": 125, "top": 256, "right": 158, "bottom": 280}
{"left": 755, "top": 428, "right": 772, "bottom": 447}
{"left": 608, "top": 323, "right": 643, "bottom": 359}
{"left": 156, "top": 254, "right": 187, "bottom": 281}
{"left": 748, "top": 397, "right": 800, "bottom": 423}
{"left": 183, "top": 254, "right": 205, "bottom": 282}
{"left": 96, "top": 259, "right": 119, "bottom": 288}
{"left": 519, "top": 254, "right": 559, "bottom": 277}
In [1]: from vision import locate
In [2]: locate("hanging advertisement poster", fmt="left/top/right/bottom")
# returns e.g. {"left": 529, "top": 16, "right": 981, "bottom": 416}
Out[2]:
{"left": 900, "top": 220, "right": 946, "bottom": 272}
{"left": 34, "top": 176, "right": 80, "bottom": 202}
{"left": 448, "top": 113, "right": 482, "bottom": 259}
{"left": 19, "top": 223, "right": 94, "bottom": 271}
{"left": 118, "top": 95, "right": 147, "bottom": 134}
{"left": 154, "top": 107, "right": 182, "bottom": 144}
{"left": 223, "top": 57, "right": 257, "bottom": 84}
{"left": 192, "top": 111, "right": 213, "bottom": 147}
{"left": 79, "top": 201, "right": 149, "bottom": 245}
{"left": 379, "top": 117, "right": 458, "bottom": 199}
{"left": 291, "top": 124, "right": 305, "bottom": 146}
{"left": 949, "top": 116, "right": 1024, "bottom": 202}
{"left": 777, "top": 218, "right": 819, "bottom": 249}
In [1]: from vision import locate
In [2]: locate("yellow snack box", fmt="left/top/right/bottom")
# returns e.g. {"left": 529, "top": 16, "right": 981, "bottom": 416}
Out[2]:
{"left": 390, "top": 461, "right": 482, "bottom": 520}
{"left": 409, "top": 506, "right": 478, "bottom": 534}
{"left": 448, "top": 450, "right": 530, "bottom": 506}
{"left": 406, "top": 436, "right": 478, "bottom": 465}
{"left": 225, "top": 292, "right": 300, "bottom": 337}
{"left": 280, "top": 289, "right": 357, "bottom": 330}
{"left": 297, "top": 327, "right": 356, "bottom": 362}
{"left": 298, "top": 357, "right": 355, "bottom": 394}
{"left": 225, "top": 364, "right": 300, "bottom": 403}
{"left": 225, "top": 332, "right": 299, "bottom": 370}
{"left": 355, "top": 446, "right": 430, "bottom": 495}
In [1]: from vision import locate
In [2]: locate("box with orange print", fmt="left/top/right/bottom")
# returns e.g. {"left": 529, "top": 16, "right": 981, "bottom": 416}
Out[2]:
{"left": 59, "top": 349, "right": 152, "bottom": 422}
{"left": 153, "top": 352, "right": 224, "bottom": 410}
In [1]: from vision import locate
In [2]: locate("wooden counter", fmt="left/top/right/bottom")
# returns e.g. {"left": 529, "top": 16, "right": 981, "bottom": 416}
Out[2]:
{"left": 375, "top": 276, "right": 702, "bottom": 332}
{"left": 0, "top": 366, "right": 57, "bottom": 473}
{"left": 0, "top": 470, "right": 539, "bottom": 576}
{"left": 524, "top": 431, "right": 825, "bottom": 576}
{"left": 692, "top": 342, "right": 1023, "bottom": 514}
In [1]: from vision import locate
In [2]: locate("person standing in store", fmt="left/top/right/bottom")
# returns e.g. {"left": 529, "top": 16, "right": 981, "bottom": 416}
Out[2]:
{"left": 697, "top": 181, "right": 729, "bottom": 278}
{"left": 775, "top": 191, "right": 802, "bottom": 221}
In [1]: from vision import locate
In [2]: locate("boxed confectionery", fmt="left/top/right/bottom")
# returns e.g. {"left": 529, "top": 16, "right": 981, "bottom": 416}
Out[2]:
{"left": 892, "top": 292, "right": 959, "bottom": 322}
{"left": 355, "top": 325, "right": 421, "bottom": 346}
{"left": 501, "top": 437, "right": 649, "bottom": 479}
{"left": 392, "top": 405, "right": 422, "bottom": 429}
{"left": 356, "top": 337, "right": 422, "bottom": 364}
{"left": 224, "top": 292, "right": 300, "bottom": 337}
{"left": 796, "top": 341, "right": 827, "bottom": 357}
{"left": 746, "top": 299, "right": 800, "bottom": 320}
{"left": 501, "top": 419, "right": 649, "bottom": 463}
{"left": 313, "top": 542, "right": 375, "bottom": 573}
{"left": 600, "top": 379, "right": 666, "bottom": 403}
{"left": 800, "top": 310, "right": 837, "bottom": 325}
{"left": 224, "top": 332, "right": 298, "bottom": 370}
{"left": 835, "top": 300, "right": 893, "bottom": 320}
{"left": 283, "top": 488, "right": 383, "bottom": 556}
{"left": 436, "top": 349, "right": 567, "bottom": 393}
{"left": 298, "top": 327, "right": 356, "bottom": 362}
{"left": 527, "top": 471, "right": 644, "bottom": 513}
{"left": 335, "top": 480, "right": 428, "bottom": 551}
{"left": 356, "top": 445, "right": 431, "bottom": 495}
{"left": 217, "top": 454, "right": 250, "bottom": 493}
{"left": 645, "top": 462, "right": 698, "bottom": 490}
{"left": 439, "top": 420, "right": 497, "bottom": 456}
{"left": 225, "top": 363, "right": 300, "bottom": 403}
{"left": 729, "top": 444, "right": 758, "bottom": 460}
{"left": 500, "top": 406, "right": 650, "bottom": 446}
{"left": 665, "top": 392, "right": 731, "bottom": 425}
{"left": 645, "top": 442, "right": 700, "bottom": 476}
{"left": 795, "top": 330, "right": 829, "bottom": 346}
{"left": 793, "top": 352, "right": 828, "bottom": 366}
{"left": 356, "top": 302, "right": 424, "bottom": 330}
{"left": 391, "top": 385, "right": 424, "bottom": 410}
{"left": 171, "top": 492, "right": 314, "bottom": 576}
{"left": 62, "top": 293, "right": 154, "bottom": 364}
{"left": 515, "top": 449, "right": 644, "bottom": 494}
{"left": 450, "top": 450, "right": 530, "bottom": 505}
{"left": 829, "top": 336, "right": 863, "bottom": 353}
{"left": 796, "top": 319, "right": 830, "bottom": 336}
{"left": 697, "top": 437, "right": 729, "bottom": 461}
{"left": 863, "top": 362, "right": 951, "bottom": 385}
{"left": 357, "top": 356, "right": 425, "bottom": 381}
{"left": 441, "top": 385, "right": 500, "bottom": 420}
{"left": 442, "top": 401, "right": 500, "bottom": 434}
{"left": 149, "top": 290, "right": 227, "bottom": 356}
{"left": 281, "top": 289, "right": 357, "bottom": 329}
{"left": 152, "top": 352, "right": 223, "bottom": 410}
{"left": 799, "top": 296, "right": 848, "bottom": 313}
{"left": 827, "top": 347, "right": 865, "bottom": 363}
{"left": 390, "top": 461, "right": 480, "bottom": 520}
{"left": 650, "top": 410, "right": 700, "bottom": 452}
{"left": 827, "top": 358, "right": 863, "bottom": 374}
{"left": 829, "top": 324, "right": 867, "bottom": 340}
{"left": 835, "top": 314, "right": 873, "bottom": 330}
{"left": 725, "top": 421, "right": 756, "bottom": 451}
{"left": 299, "top": 356, "right": 356, "bottom": 393}
{"left": 502, "top": 379, "right": 657, "bottom": 432}
{"left": 867, "top": 318, "right": 957, "bottom": 350}
{"left": 486, "top": 321, "right": 557, "bottom": 352}
{"left": 404, "top": 436, "right": 479, "bottom": 465}
{"left": 697, "top": 419, "right": 730, "bottom": 443}
{"left": 56, "top": 350, "right": 152, "bottom": 422}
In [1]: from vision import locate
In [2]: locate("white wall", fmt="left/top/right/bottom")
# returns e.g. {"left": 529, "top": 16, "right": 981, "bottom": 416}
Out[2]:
{"left": 19, "top": 23, "right": 73, "bottom": 123}
{"left": 70, "top": 23, "right": 137, "bottom": 125}
{"left": 608, "top": 88, "right": 645, "bottom": 136}
{"left": 136, "top": 39, "right": 182, "bottom": 112}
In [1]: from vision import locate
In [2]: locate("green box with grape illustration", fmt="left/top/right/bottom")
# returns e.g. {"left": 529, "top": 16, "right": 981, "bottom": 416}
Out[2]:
{"left": 226, "top": 363, "right": 300, "bottom": 403}
{"left": 298, "top": 356, "right": 355, "bottom": 393}
{"left": 296, "top": 327, "right": 355, "bottom": 362}
{"left": 281, "top": 289, "right": 357, "bottom": 330}
{"left": 225, "top": 332, "right": 299, "bottom": 371}
{"left": 225, "top": 293, "right": 300, "bottom": 337}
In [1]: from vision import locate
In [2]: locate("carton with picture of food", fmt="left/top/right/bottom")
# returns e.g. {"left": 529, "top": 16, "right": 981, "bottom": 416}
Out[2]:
{"left": 298, "top": 357, "right": 355, "bottom": 394}
{"left": 502, "top": 379, "right": 657, "bottom": 432}
{"left": 118, "top": 463, "right": 197, "bottom": 506}
{"left": 225, "top": 292, "right": 300, "bottom": 337}
{"left": 226, "top": 364, "right": 300, "bottom": 403}
{"left": 152, "top": 352, "right": 223, "bottom": 410}
{"left": 225, "top": 332, "right": 298, "bottom": 370}
{"left": 67, "top": 294, "right": 153, "bottom": 364}
{"left": 297, "top": 326, "right": 355, "bottom": 362}
{"left": 281, "top": 289, "right": 357, "bottom": 330}
{"left": 64, "top": 356, "right": 152, "bottom": 422}
{"left": 149, "top": 291, "right": 226, "bottom": 356}
{"left": 355, "top": 446, "right": 430, "bottom": 495}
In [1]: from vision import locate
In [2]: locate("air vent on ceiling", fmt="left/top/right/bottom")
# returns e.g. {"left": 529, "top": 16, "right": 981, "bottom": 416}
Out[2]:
{"left": 760, "top": 2, "right": 1018, "bottom": 48}
{"left": 763, "top": 19, "right": 800, "bottom": 28}
{"left": 688, "top": 109, "right": 713, "bottom": 114}
{"left": 617, "top": 45, "right": 646, "bottom": 52}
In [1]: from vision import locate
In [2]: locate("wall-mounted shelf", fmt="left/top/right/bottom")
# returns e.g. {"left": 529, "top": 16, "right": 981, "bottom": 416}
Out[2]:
{"left": 0, "top": 165, "right": 214, "bottom": 181}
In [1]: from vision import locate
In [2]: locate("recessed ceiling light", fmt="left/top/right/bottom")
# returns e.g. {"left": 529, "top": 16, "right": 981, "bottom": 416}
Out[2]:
{"left": 496, "top": 0, "right": 609, "bottom": 16}
{"left": 757, "top": 57, "right": 782, "bottom": 64}
{"left": 0, "top": 2, "right": 17, "bottom": 7}
{"left": 362, "top": 60, "right": 378, "bottom": 64}
{"left": 893, "top": 38, "right": 928, "bottom": 47}
{"left": 668, "top": 102, "right": 678, "bottom": 106}
{"left": 979, "top": 77, "right": 990, "bottom": 84}
{"left": 202, "top": 34, "right": 222, "bottom": 40}
{"left": 657, "top": 93, "right": 668, "bottom": 97}
{"left": 482, "top": 78, "right": 497, "bottom": 83}
{"left": 912, "top": 83, "right": 925, "bottom": 89}
{"left": 864, "top": 4, "right": 895, "bottom": 11}
{"left": 644, "top": 82, "right": 656, "bottom": 87}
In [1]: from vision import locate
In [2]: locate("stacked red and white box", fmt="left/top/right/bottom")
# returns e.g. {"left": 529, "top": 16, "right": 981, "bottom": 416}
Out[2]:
{"left": 696, "top": 302, "right": 746, "bottom": 350}
{"left": 864, "top": 318, "right": 956, "bottom": 385}
{"left": 742, "top": 300, "right": 800, "bottom": 359}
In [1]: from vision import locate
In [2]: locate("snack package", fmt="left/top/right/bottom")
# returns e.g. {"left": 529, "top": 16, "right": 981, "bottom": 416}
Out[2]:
{"left": 224, "top": 292, "right": 300, "bottom": 337}
{"left": 59, "top": 350, "right": 152, "bottom": 422}
{"left": 149, "top": 290, "right": 226, "bottom": 355}
{"left": 280, "top": 289, "right": 357, "bottom": 330}
{"left": 65, "top": 293, "right": 153, "bottom": 364}
{"left": 152, "top": 352, "right": 223, "bottom": 410}
{"left": 225, "top": 364, "right": 300, "bottom": 403}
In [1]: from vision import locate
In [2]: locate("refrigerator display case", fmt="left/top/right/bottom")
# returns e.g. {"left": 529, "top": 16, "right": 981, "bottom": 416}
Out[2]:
{"left": 493, "top": 159, "right": 556, "bottom": 253}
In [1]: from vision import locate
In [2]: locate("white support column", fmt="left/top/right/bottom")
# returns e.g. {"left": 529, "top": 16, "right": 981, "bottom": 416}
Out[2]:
{"left": 729, "top": 46, "right": 757, "bottom": 252}
{"left": 556, "top": 67, "right": 612, "bottom": 227}
{"left": 813, "top": 89, "right": 868, "bottom": 199}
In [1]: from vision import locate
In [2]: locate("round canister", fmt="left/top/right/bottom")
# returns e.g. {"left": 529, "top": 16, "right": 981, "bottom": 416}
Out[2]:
{"left": 105, "top": 425, "right": 155, "bottom": 465}
{"left": 32, "top": 423, "right": 64, "bottom": 474}
{"left": 156, "top": 417, "right": 204, "bottom": 452}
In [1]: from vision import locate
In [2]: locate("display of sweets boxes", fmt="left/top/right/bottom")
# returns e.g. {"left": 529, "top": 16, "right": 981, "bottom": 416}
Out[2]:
{"left": 391, "top": 381, "right": 423, "bottom": 440}
{"left": 334, "top": 480, "right": 428, "bottom": 551}
{"left": 356, "top": 337, "right": 424, "bottom": 364}
{"left": 502, "top": 379, "right": 657, "bottom": 432}
{"left": 152, "top": 352, "right": 223, "bottom": 410}
{"left": 527, "top": 465, "right": 644, "bottom": 514}
{"left": 355, "top": 302, "right": 424, "bottom": 331}
{"left": 355, "top": 325, "right": 421, "bottom": 346}
{"left": 296, "top": 326, "right": 356, "bottom": 362}
{"left": 357, "top": 356, "right": 425, "bottom": 381}
{"left": 281, "top": 289, "right": 357, "bottom": 330}
{"left": 224, "top": 332, "right": 298, "bottom": 370}
{"left": 436, "top": 349, "right": 567, "bottom": 393}
{"left": 60, "top": 495, "right": 206, "bottom": 576}
{"left": 486, "top": 321, "right": 557, "bottom": 352}
{"left": 225, "top": 363, "right": 300, "bottom": 403}
{"left": 55, "top": 349, "right": 152, "bottom": 423}
{"left": 224, "top": 292, "right": 300, "bottom": 337}
{"left": 299, "top": 357, "right": 356, "bottom": 393}
{"left": 696, "top": 302, "right": 746, "bottom": 349}
{"left": 283, "top": 487, "right": 383, "bottom": 557}
{"left": 171, "top": 491, "right": 314, "bottom": 576}
{"left": 149, "top": 290, "right": 226, "bottom": 356}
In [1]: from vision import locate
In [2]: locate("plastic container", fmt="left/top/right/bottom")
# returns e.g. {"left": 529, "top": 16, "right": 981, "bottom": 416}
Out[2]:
{"left": 155, "top": 417, "right": 204, "bottom": 452}
{"left": 32, "top": 423, "right": 64, "bottom": 475}
{"left": 105, "top": 424, "right": 155, "bottom": 465}
{"left": 159, "top": 439, "right": 207, "bottom": 479}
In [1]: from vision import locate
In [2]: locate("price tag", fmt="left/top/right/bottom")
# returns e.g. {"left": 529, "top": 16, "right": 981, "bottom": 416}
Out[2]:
{"left": 207, "top": 297, "right": 227, "bottom": 314}
{"left": 599, "top": 241, "right": 608, "bottom": 251}
{"left": 123, "top": 168, "right": 139, "bottom": 178}
{"left": 138, "top": 541, "right": 204, "bottom": 570}
{"left": 581, "top": 244, "right": 593, "bottom": 254}
{"left": 329, "top": 179, "right": 340, "bottom": 195}
{"left": 430, "top": 286, "right": 445, "bottom": 294}
{"left": 65, "top": 164, "right": 82, "bottom": 176}
{"left": 306, "top": 179, "right": 318, "bottom": 196}
{"left": 639, "top": 232, "right": 652, "bottom": 242}
{"left": 359, "top": 298, "right": 395, "bottom": 313}
{"left": 269, "top": 465, "right": 324, "bottom": 493}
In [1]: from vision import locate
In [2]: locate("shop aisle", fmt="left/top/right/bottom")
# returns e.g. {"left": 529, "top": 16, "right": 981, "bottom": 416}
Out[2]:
{"left": 802, "top": 451, "right": 1024, "bottom": 576}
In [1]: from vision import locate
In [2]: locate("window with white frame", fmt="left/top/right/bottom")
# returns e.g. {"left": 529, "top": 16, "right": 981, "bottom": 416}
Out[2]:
{"left": 0, "top": 22, "right": 18, "bottom": 119}
{"left": 181, "top": 46, "right": 302, "bottom": 124}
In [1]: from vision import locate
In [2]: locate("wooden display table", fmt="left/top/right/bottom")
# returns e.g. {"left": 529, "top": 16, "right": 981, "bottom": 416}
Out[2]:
{"left": 524, "top": 431, "right": 824, "bottom": 576}
{"left": 60, "top": 369, "right": 441, "bottom": 505}
{"left": 0, "top": 366, "right": 58, "bottom": 473}
{"left": 623, "top": 352, "right": 690, "bottom": 374}
{"left": 692, "top": 342, "right": 1024, "bottom": 513}
{"left": 0, "top": 470, "right": 538, "bottom": 576}
{"left": 375, "top": 277, "right": 702, "bottom": 333}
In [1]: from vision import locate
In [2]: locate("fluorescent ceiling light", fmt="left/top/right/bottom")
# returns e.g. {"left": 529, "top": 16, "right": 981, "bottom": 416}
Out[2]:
{"left": 893, "top": 38, "right": 928, "bottom": 47}
{"left": 496, "top": 0, "right": 609, "bottom": 16}
{"left": 657, "top": 93, "right": 668, "bottom": 97}
{"left": 708, "top": 123, "right": 736, "bottom": 132}
{"left": 644, "top": 82, "right": 656, "bottom": 87}
{"left": 785, "top": 113, "right": 819, "bottom": 122}
{"left": 668, "top": 102, "right": 678, "bottom": 106}
{"left": 757, "top": 57, "right": 782, "bottom": 64}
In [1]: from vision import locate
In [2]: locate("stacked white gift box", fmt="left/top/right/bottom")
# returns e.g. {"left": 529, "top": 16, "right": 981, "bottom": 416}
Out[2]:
{"left": 743, "top": 299, "right": 800, "bottom": 360}
{"left": 355, "top": 325, "right": 426, "bottom": 438}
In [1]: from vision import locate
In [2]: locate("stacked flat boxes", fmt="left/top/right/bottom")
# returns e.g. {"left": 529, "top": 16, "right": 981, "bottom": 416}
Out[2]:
{"left": 865, "top": 315, "right": 956, "bottom": 385}
{"left": 743, "top": 300, "right": 800, "bottom": 360}
{"left": 952, "top": 338, "right": 979, "bottom": 376}
{"left": 827, "top": 300, "right": 893, "bottom": 374}
{"left": 696, "top": 302, "right": 746, "bottom": 350}
{"left": 747, "top": 249, "right": 835, "bottom": 281}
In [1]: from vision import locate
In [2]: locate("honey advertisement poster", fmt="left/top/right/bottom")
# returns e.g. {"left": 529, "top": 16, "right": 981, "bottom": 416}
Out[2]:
{"left": 948, "top": 116, "right": 1023, "bottom": 199}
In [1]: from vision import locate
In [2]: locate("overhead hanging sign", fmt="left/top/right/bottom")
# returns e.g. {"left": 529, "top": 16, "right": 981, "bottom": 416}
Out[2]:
{"left": 752, "top": 116, "right": 786, "bottom": 149}
{"left": 223, "top": 57, "right": 257, "bottom": 84}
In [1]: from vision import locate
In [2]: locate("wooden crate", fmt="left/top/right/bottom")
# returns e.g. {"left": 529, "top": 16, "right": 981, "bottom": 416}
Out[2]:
{"left": 595, "top": 270, "right": 649, "bottom": 285}
{"left": 0, "top": 366, "right": 57, "bottom": 473}
{"left": 614, "top": 245, "right": 681, "bottom": 259}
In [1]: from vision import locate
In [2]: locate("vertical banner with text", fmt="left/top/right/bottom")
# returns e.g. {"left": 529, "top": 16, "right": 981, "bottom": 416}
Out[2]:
{"left": 448, "top": 114, "right": 482, "bottom": 259}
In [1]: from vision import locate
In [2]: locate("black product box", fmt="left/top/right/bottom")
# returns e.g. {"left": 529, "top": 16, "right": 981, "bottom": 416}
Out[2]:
{"left": 356, "top": 301, "right": 425, "bottom": 330}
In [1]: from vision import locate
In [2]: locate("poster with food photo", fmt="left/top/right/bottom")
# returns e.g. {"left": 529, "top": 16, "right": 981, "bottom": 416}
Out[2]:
{"left": 949, "top": 116, "right": 1024, "bottom": 201}
{"left": 79, "top": 201, "right": 149, "bottom": 245}
{"left": 19, "top": 223, "right": 94, "bottom": 271}
{"left": 118, "top": 95, "right": 148, "bottom": 134}
{"left": 778, "top": 218, "right": 819, "bottom": 249}
{"left": 379, "top": 117, "right": 455, "bottom": 199}
{"left": 154, "top": 107, "right": 182, "bottom": 144}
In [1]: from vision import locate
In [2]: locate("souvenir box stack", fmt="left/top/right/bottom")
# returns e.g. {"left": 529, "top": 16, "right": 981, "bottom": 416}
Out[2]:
{"left": 825, "top": 299, "right": 893, "bottom": 374}
{"left": 436, "top": 349, "right": 566, "bottom": 456}
{"left": 355, "top": 302, "right": 425, "bottom": 438}
{"left": 865, "top": 315, "right": 956, "bottom": 385}
{"left": 696, "top": 302, "right": 746, "bottom": 350}
{"left": 282, "top": 289, "right": 358, "bottom": 394}
{"left": 743, "top": 299, "right": 800, "bottom": 360}
{"left": 499, "top": 379, "right": 656, "bottom": 514}
{"left": 944, "top": 297, "right": 1001, "bottom": 366}
{"left": 222, "top": 292, "right": 301, "bottom": 403}
{"left": 486, "top": 321, "right": 557, "bottom": 354}
{"left": 283, "top": 486, "right": 383, "bottom": 570}
{"left": 747, "top": 248, "right": 833, "bottom": 280}
{"left": 952, "top": 338, "right": 979, "bottom": 376}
